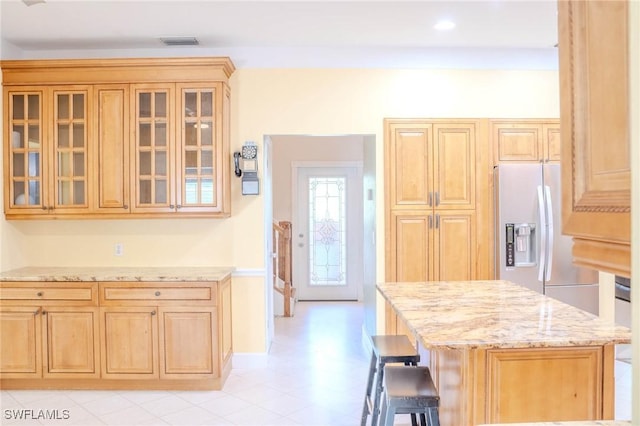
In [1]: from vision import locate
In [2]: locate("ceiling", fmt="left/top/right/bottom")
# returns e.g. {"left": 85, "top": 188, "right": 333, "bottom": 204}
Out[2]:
{"left": 0, "top": 0, "right": 559, "bottom": 69}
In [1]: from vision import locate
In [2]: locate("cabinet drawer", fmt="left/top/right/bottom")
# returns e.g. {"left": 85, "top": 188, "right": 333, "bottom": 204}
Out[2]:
{"left": 0, "top": 283, "right": 98, "bottom": 306}
{"left": 100, "top": 282, "right": 216, "bottom": 305}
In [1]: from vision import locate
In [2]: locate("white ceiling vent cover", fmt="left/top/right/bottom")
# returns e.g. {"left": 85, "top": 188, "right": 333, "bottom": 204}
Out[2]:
{"left": 159, "top": 37, "right": 199, "bottom": 46}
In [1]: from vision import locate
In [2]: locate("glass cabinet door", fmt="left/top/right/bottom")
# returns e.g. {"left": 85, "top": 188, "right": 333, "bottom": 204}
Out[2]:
{"left": 133, "top": 86, "right": 174, "bottom": 210}
{"left": 8, "top": 91, "right": 44, "bottom": 209}
{"left": 179, "top": 86, "right": 217, "bottom": 209}
{"left": 53, "top": 89, "right": 89, "bottom": 208}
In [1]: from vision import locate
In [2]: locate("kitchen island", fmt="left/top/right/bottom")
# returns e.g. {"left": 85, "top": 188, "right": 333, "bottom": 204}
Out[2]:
{"left": 378, "top": 280, "right": 631, "bottom": 426}
{"left": 0, "top": 267, "right": 233, "bottom": 390}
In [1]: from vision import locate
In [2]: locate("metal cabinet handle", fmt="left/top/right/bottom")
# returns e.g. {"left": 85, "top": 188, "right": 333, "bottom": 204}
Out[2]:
{"left": 436, "top": 214, "right": 440, "bottom": 229}
{"left": 428, "top": 215, "right": 433, "bottom": 229}
{"left": 428, "top": 192, "right": 433, "bottom": 207}
{"left": 155, "top": 291, "right": 161, "bottom": 296}
{"left": 435, "top": 192, "right": 440, "bottom": 207}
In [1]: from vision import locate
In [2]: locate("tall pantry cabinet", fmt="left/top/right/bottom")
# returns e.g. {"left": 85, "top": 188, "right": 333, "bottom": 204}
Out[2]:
{"left": 385, "top": 119, "right": 490, "bottom": 282}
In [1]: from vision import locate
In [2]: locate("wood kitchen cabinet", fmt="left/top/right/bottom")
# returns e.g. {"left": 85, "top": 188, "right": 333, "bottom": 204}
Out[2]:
{"left": 385, "top": 119, "right": 489, "bottom": 282}
{"left": 490, "top": 119, "right": 561, "bottom": 164}
{"left": 3, "top": 87, "right": 92, "bottom": 216}
{"left": 558, "top": 1, "right": 630, "bottom": 276}
{"left": 0, "top": 270, "right": 233, "bottom": 390}
{"left": 131, "top": 83, "right": 230, "bottom": 215}
{"left": 2, "top": 57, "right": 234, "bottom": 219}
{"left": 0, "top": 282, "right": 100, "bottom": 379}
{"left": 389, "top": 210, "right": 476, "bottom": 282}
{"left": 99, "top": 278, "right": 230, "bottom": 385}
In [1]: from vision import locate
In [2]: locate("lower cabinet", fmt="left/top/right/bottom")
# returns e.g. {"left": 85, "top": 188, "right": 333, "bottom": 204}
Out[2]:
{"left": 0, "top": 276, "right": 232, "bottom": 390}
{"left": 0, "top": 282, "right": 100, "bottom": 380}
{"left": 389, "top": 210, "right": 477, "bottom": 282}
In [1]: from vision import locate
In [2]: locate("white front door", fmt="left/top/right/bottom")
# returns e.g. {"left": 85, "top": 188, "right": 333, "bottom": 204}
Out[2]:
{"left": 293, "top": 165, "right": 362, "bottom": 301}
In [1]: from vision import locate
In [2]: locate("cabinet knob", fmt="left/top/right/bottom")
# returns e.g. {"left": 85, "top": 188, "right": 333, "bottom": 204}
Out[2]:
{"left": 169, "top": 204, "right": 175, "bottom": 209}
{"left": 151, "top": 310, "right": 156, "bottom": 316}
{"left": 36, "top": 292, "right": 43, "bottom": 297}
{"left": 176, "top": 205, "right": 182, "bottom": 209}
{"left": 42, "top": 206, "right": 48, "bottom": 211}
{"left": 48, "top": 207, "right": 54, "bottom": 211}
{"left": 123, "top": 205, "right": 128, "bottom": 209}
{"left": 42, "top": 310, "right": 47, "bottom": 315}
{"left": 155, "top": 291, "right": 161, "bottom": 296}
{"left": 34, "top": 307, "right": 41, "bottom": 316}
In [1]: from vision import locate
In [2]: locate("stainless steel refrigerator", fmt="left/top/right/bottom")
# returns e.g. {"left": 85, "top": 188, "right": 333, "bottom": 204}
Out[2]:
{"left": 494, "top": 164, "right": 599, "bottom": 314}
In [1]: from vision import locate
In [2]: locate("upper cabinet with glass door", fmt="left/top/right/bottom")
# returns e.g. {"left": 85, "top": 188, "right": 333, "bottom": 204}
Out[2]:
{"left": 4, "top": 87, "right": 91, "bottom": 216}
{"left": 1, "top": 57, "right": 234, "bottom": 219}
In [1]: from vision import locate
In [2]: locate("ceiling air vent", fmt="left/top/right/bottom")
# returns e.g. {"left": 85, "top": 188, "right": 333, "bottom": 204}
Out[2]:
{"left": 159, "top": 37, "right": 199, "bottom": 47}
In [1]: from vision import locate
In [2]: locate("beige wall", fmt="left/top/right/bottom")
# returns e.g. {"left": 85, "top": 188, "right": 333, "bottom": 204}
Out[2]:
{"left": 0, "top": 67, "right": 560, "bottom": 352}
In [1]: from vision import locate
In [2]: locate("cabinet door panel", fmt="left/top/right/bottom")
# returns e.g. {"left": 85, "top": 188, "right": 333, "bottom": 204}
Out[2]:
{"left": 52, "top": 87, "right": 91, "bottom": 212}
{"left": 176, "top": 84, "right": 223, "bottom": 213}
{"left": 493, "top": 124, "right": 541, "bottom": 163}
{"left": 387, "top": 123, "right": 433, "bottom": 209}
{"left": 43, "top": 307, "right": 99, "bottom": 377}
{"left": 434, "top": 211, "right": 476, "bottom": 281}
{"left": 0, "top": 307, "right": 42, "bottom": 378}
{"left": 100, "top": 307, "right": 158, "bottom": 378}
{"left": 559, "top": 1, "right": 630, "bottom": 275}
{"left": 485, "top": 347, "right": 602, "bottom": 423}
{"left": 543, "top": 124, "right": 561, "bottom": 163}
{"left": 159, "top": 308, "right": 217, "bottom": 379}
{"left": 96, "top": 85, "right": 129, "bottom": 212}
{"left": 434, "top": 123, "right": 476, "bottom": 209}
{"left": 131, "top": 85, "right": 176, "bottom": 213}
{"left": 390, "top": 212, "right": 431, "bottom": 282}
{"left": 4, "top": 89, "right": 47, "bottom": 214}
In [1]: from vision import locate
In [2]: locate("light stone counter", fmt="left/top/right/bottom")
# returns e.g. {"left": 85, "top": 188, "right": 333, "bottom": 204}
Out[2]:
{"left": 0, "top": 266, "right": 234, "bottom": 282}
{"left": 378, "top": 280, "right": 630, "bottom": 350}
{"left": 378, "top": 280, "right": 631, "bottom": 425}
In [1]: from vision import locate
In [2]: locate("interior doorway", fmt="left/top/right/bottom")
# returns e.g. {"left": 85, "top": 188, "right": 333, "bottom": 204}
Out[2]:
{"left": 266, "top": 134, "right": 377, "bottom": 342}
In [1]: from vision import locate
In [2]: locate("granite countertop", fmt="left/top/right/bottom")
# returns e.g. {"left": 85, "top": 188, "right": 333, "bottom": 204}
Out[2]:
{"left": 378, "top": 280, "right": 631, "bottom": 350}
{"left": 479, "top": 421, "right": 631, "bottom": 426}
{"left": 0, "top": 266, "right": 235, "bottom": 282}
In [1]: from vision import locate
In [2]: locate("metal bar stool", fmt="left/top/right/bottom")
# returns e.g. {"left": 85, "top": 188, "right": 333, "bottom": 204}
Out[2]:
{"left": 379, "top": 365, "right": 440, "bottom": 426}
{"left": 360, "top": 335, "right": 420, "bottom": 426}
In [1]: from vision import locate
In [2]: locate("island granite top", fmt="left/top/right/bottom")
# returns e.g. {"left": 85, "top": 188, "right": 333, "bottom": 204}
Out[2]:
{"left": 378, "top": 280, "right": 631, "bottom": 350}
{"left": 0, "top": 266, "right": 234, "bottom": 282}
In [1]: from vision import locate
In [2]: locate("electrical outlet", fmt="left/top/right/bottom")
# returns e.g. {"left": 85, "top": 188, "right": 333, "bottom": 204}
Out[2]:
{"left": 114, "top": 243, "right": 124, "bottom": 256}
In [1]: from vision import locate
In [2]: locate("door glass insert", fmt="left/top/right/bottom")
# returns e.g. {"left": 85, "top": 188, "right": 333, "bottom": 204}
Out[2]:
{"left": 308, "top": 176, "right": 347, "bottom": 286}
{"left": 136, "top": 89, "right": 170, "bottom": 207}
{"left": 181, "top": 88, "right": 216, "bottom": 206}
{"left": 10, "top": 92, "right": 42, "bottom": 207}
{"left": 54, "top": 91, "right": 87, "bottom": 207}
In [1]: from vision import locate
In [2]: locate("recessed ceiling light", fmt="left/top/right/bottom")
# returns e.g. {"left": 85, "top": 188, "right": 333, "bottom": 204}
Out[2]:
{"left": 434, "top": 20, "right": 456, "bottom": 31}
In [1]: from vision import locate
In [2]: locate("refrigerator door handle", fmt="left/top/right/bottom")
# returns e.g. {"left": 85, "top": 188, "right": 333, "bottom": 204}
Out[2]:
{"left": 544, "top": 185, "right": 553, "bottom": 281}
{"left": 537, "top": 185, "right": 546, "bottom": 282}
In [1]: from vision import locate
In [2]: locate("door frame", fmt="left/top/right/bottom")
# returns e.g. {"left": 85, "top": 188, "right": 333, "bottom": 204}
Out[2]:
{"left": 291, "top": 160, "right": 364, "bottom": 301}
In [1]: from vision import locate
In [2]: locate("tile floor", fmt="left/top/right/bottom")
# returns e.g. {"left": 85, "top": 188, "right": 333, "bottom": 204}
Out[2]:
{"left": 0, "top": 301, "right": 633, "bottom": 425}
